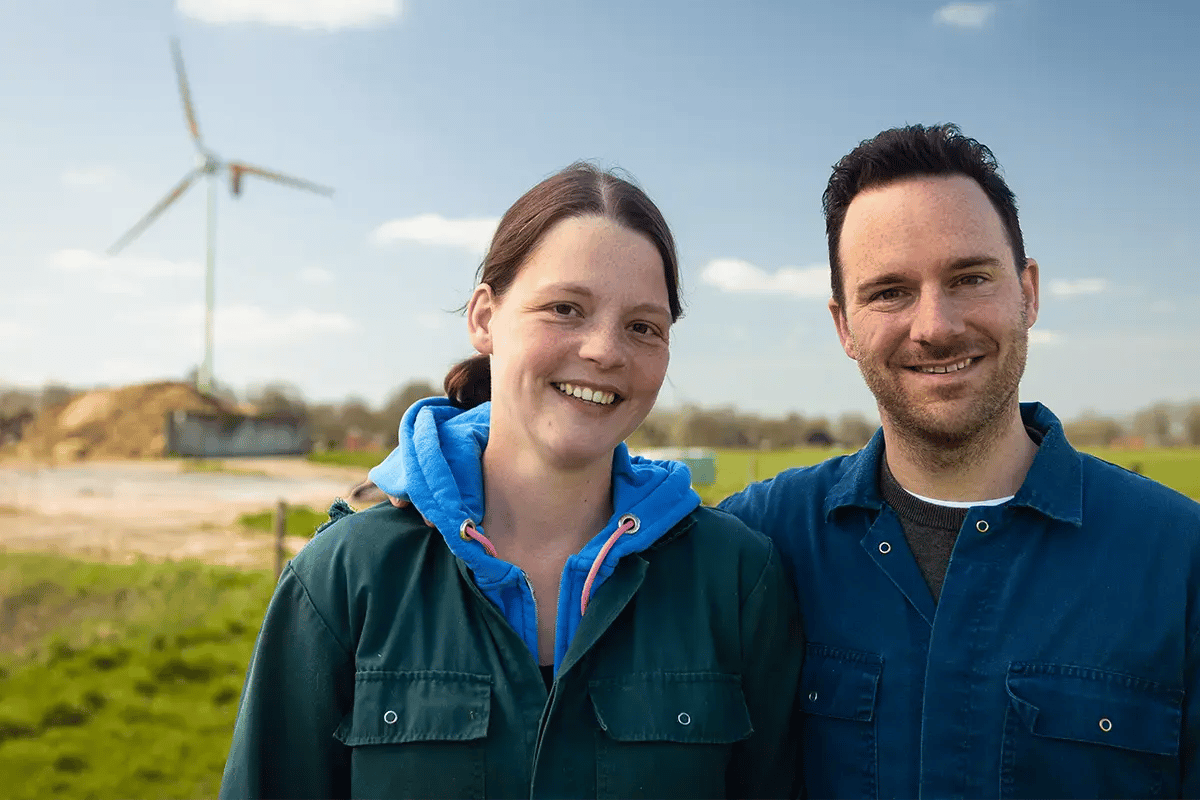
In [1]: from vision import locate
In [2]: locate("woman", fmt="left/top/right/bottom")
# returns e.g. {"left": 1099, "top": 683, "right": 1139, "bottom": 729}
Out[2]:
{"left": 219, "top": 163, "right": 803, "bottom": 799}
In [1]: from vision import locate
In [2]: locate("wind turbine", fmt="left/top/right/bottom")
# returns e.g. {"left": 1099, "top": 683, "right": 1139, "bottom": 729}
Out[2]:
{"left": 108, "top": 38, "right": 333, "bottom": 396}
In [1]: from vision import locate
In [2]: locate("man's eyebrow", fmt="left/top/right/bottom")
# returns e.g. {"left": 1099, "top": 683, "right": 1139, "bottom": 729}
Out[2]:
{"left": 947, "top": 255, "right": 1004, "bottom": 270}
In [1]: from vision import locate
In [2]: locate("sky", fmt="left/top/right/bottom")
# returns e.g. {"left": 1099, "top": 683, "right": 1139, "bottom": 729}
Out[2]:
{"left": 1, "top": 0, "right": 1197, "bottom": 421}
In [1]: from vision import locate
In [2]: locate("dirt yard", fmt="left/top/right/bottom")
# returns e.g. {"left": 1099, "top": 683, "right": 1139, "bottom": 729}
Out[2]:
{"left": 0, "top": 457, "right": 372, "bottom": 569}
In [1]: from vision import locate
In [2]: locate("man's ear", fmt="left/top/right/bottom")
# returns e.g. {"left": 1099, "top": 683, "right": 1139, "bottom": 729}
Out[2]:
{"left": 467, "top": 284, "right": 497, "bottom": 355}
{"left": 1021, "top": 258, "right": 1040, "bottom": 328}
{"left": 829, "top": 298, "right": 858, "bottom": 360}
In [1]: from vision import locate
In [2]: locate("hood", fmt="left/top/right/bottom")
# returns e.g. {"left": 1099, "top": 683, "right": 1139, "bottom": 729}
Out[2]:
{"left": 369, "top": 396, "right": 701, "bottom": 667}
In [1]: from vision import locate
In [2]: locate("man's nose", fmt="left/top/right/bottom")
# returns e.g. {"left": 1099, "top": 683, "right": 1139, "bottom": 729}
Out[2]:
{"left": 909, "top": 290, "right": 966, "bottom": 345}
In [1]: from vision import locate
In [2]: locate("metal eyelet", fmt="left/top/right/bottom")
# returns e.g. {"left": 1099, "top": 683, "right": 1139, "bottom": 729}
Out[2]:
{"left": 383, "top": 710, "right": 398, "bottom": 724}
{"left": 618, "top": 514, "right": 641, "bottom": 533}
{"left": 878, "top": 541, "right": 892, "bottom": 554}
{"left": 976, "top": 520, "right": 989, "bottom": 533}
{"left": 459, "top": 519, "right": 476, "bottom": 540}
{"left": 1099, "top": 718, "right": 1112, "bottom": 732}
{"left": 677, "top": 712, "right": 691, "bottom": 725}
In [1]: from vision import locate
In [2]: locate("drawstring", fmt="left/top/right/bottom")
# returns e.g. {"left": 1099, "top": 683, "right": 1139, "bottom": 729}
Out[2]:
{"left": 581, "top": 514, "right": 639, "bottom": 616}
{"left": 459, "top": 519, "right": 498, "bottom": 558}
{"left": 458, "top": 513, "right": 641, "bottom": 617}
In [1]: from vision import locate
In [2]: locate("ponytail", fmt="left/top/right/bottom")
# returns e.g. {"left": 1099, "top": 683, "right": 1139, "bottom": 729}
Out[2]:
{"left": 443, "top": 354, "right": 491, "bottom": 410}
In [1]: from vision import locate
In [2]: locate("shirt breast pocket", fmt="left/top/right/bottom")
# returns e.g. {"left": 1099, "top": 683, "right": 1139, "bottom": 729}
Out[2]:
{"left": 334, "top": 670, "right": 492, "bottom": 800}
{"left": 799, "top": 643, "right": 882, "bottom": 800}
{"left": 589, "top": 672, "right": 753, "bottom": 799}
{"left": 1002, "top": 663, "right": 1182, "bottom": 799}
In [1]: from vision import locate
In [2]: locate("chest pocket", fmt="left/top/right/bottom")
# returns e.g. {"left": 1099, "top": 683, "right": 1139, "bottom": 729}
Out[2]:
{"left": 1001, "top": 663, "right": 1182, "bottom": 799}
{"left": 798, "top": 643, "right": 882, "bottom": 800}
{"left": 589, "top": 672, "right": 752, "bottom": 799}
{"left": 334, "top": 670, "right": 491, "bottom": 800}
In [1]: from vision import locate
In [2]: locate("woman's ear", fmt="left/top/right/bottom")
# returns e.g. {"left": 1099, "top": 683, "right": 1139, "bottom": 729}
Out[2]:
{"left": 467, "top": 284, "right": 497, "bottom": 355}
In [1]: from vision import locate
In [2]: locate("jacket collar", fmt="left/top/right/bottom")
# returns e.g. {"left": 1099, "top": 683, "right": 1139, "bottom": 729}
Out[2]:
{"left": 824, "top": 402, "right": 1082, "bottom": 527}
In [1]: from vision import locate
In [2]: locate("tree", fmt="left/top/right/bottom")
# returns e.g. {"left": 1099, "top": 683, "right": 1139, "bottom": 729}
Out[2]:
{"left": 379, "top": 381, "right": 440, "bottom": 446}
{"left": 246, "top": 381, "right": 309, "bottom": 421}
{"left": 834, "top": 412, "right": 877, "bottom": 449}
{"left": 1185, "top": 403, "right": 1200, "bottom": 447}
{"left": 1064, "top": 414, "right": 1124, "bottom": 447}
{"left": 1131, "top": 403, "right": 1174, "bottom": 447}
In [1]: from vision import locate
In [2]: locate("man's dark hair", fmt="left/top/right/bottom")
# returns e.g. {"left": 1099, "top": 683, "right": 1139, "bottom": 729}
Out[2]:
{"left": 822, "top": 123, "right": 1027, "bottom": 308}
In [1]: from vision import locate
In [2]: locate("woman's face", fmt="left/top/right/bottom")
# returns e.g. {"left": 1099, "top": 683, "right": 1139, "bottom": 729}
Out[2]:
{"left": 468, "top": 215, "right": 672, "bottom": 472}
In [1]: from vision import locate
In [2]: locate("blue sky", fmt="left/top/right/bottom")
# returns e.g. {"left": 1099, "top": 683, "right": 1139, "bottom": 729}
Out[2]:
{"left": 2, "top": 0, "right": 1197, "bottom": 420}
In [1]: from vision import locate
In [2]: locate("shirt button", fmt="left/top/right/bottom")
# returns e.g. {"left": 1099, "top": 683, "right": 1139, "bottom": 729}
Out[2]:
{"left": 1099, "top": 717, "right": 1112, "bottom": 732}
{"left": 879, "top": 541, "right": 892, "bottom": 554}
{"left": 383, "top": 710, "right": 398, "bottom": 724}
{"left": 677, "top": 712, "right": 691, "bottom": 725}
{"left": 976, "top": 520, "right": 989, "bottom": 533}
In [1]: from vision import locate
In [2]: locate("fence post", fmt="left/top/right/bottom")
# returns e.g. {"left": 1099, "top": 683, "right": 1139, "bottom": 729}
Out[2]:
{"left": 274, "top": 499, "right": 288, "bottom": 579}
{"left": 747, "top": 455, "right": 758, "bottom": 485}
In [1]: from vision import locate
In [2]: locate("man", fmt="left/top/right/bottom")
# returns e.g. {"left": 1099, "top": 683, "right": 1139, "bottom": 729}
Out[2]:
{"left": 380, "top": 124, "right": 1200, "bottom": 797}
{"left": 719, "top": 123, "right": 1200, "bottom": 798}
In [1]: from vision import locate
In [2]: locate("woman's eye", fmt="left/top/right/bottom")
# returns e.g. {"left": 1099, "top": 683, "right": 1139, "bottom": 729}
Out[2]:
{"left": 630, "top": 322, "right": 663, "bottom": 338}
{"left": 552, "top": 303, "right": 577, "bottom": 316}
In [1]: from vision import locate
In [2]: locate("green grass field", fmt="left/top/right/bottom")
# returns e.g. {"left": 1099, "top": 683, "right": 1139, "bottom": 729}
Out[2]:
{"left": 236, "top": 504, "right": 328, "bottom": 538}
{"left": 0, "top": 554, "right": 274, "bottom": 800}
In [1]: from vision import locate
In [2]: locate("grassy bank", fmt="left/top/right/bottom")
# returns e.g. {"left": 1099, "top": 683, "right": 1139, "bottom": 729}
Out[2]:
{"left": 0, "top": 553, "right": 274, "bottom": 799}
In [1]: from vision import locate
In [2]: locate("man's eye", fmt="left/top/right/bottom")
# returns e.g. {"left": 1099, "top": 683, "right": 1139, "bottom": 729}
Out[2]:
{"left": 871, "top": 288, "right": 904, "bottom": 302}
{"left": 630, "top": 322, "right": 656, "bottom": 336}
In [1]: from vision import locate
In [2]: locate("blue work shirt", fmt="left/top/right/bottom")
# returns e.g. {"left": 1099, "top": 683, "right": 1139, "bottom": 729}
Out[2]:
{"left": 720, "top": 402, "right": 1200, "bottom": 799}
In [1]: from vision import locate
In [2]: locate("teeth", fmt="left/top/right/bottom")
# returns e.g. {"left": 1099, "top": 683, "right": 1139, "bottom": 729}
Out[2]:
{"left": 555, "top": 382, "right": 617, "bottom": 405}
{"left": 916, "top": 358, "right": 974, "bottom": 374}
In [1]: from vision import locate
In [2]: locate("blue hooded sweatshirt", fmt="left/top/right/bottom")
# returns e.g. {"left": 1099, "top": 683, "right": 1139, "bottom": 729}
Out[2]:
{"left": 368, "top": 397, "right": 701, "bottom": 671}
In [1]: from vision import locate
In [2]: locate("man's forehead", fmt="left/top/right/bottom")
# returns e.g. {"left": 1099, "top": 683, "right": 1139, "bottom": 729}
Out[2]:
{"left": 840, "top": 175, "right": 1010, "bottom": 265}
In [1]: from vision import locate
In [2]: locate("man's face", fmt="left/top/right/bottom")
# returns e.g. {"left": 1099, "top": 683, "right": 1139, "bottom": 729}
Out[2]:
{"left": 829, "top": 174, "right": 1039, "bottom": 447}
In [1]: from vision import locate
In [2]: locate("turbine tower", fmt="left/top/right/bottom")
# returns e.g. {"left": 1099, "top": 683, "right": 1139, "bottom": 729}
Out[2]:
{"left": 108, "top": 38, "right": 333, "bottom": 395}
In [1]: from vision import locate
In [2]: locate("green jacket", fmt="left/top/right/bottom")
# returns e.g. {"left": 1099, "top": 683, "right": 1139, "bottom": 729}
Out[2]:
{"left": 220, "top": 502, "right": 804, "bottom": 799}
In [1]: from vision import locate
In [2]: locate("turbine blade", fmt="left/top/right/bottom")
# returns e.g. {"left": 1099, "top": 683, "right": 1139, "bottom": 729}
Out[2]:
{"left": 228, "top": 162, "right": 334, "bottom": 197}
{"left": 171, "top": 38, "right": 203, "bottom": 146}
{"left": 107, "top": 169, "right": 201, "bottom": 255}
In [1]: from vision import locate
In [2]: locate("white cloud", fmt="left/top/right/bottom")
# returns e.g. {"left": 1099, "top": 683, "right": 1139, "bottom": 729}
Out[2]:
{"left": 198, "top": 304, "right": 358, "bottom": 346}
{"left": 61, "top": 166, "right": 121, "bottom": 189}
{"left": 372, "top": 214, "right": 499, "bottom": 254}
{"left": 47, "top": 249, "right": 202, "bottom": 295}
{"left": 299, "top": 266, "right": 334, "bottom": 285}
{"left": 177, "top": 0, "right": 401, "bottom": 30}
{"left": 933, "top": 2, "right": 996, "bottom": 29}
{"left": 1048, "top": 278, "right": 1110, "bottom": 297}
{"left": 1029, "top": 329, "right": 1062, "bottom": 346}
{"left": 700, "top": 258, "right": 830, "bottom": 298}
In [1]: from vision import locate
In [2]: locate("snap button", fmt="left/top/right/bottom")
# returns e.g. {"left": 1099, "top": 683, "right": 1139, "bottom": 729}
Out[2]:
{"left": 808, "top": 691, "right": 818, "bottom": 702}
{"left": 383, "top": 710, "right": 398, "bottom": 724}
{"left": 677, "top": 712, "right": 691, "bottom": 725}
{"left": 879, "top": 541, "right": 891, "bottom": 554}
{"left": 1099, "top": 717, "right": 1112, "bottom": 732}
{"left": 976, "top": 520, "right": 989, "bottom": 533}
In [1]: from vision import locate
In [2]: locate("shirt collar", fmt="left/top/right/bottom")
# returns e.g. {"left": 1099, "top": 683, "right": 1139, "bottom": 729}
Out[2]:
{"left": 824, "top": 402, "right": 1082, "bottom": 527}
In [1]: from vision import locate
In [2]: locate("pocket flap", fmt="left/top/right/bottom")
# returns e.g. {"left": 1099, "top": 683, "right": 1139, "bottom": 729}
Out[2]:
{"left": 589, "top": 672, "right": 753, "bottom": 744}
{"left": 800, "top": 643, "right": 882, "bottom": 722}
{"left": 1006, "top": 663, "right": 1182, "bottom": 756}
{"left": 334, "top": 670, "right": 492, "bottom": 746}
